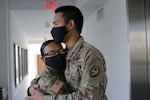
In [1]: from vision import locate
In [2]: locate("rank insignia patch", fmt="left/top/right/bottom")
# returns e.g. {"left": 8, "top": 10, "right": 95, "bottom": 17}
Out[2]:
{"left": 50, "top": 79, "right": 64, "bottom": 94}
{"left": 90, "top": 66, "right": 100, "bottom": 77}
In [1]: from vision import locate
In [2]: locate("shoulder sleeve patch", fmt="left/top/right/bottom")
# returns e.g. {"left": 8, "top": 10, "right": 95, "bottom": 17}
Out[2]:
{"left": 50, "top": 79, "right": 64, "bottom": 94}
{"left": 90, "top": 66, "right": 100, "bottom": 77}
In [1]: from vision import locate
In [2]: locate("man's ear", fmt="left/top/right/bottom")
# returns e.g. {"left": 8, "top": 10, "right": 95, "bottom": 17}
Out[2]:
{"left": 67, "top": 19, "right": 75, "bottom": 31}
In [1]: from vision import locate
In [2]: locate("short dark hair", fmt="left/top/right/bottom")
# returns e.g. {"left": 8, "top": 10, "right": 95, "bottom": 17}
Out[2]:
{"left": 55, "top": 5, "right": 84, "bottom": 34}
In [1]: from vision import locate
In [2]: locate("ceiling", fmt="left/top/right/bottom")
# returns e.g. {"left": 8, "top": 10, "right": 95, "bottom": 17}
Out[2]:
{"left": 9, "top": 0, "right": 107, "bottom": 43}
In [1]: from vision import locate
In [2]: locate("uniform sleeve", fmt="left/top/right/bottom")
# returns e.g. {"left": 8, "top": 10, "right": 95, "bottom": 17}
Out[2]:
{"left": 30, "top": 73, "right": 43, "bottom": 85}
{"left": 44, "top": 53, "right": 107, "bottom": 100}
{"left": 79, "top": 53, "right": 107, "bottom": 100}
{"left": 27, "top": 72, "right": 44, "bottom": 96}
{"left": 30, "top": 69, "right": 47, "bottom": 86}
{"left": 27, "top": 76, "right": 40, "bottom": 96}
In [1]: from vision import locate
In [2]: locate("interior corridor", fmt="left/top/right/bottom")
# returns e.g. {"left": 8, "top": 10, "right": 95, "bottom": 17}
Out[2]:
{"left": 0, "top": 0, "right": 131, "bottom": 100}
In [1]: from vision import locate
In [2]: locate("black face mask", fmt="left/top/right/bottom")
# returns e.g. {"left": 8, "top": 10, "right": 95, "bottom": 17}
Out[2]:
{"left": 45, "top": 54, "right": 66, "bottom": 70}
{"left": 51, "top": 26, "right": 68, "bottom": 43}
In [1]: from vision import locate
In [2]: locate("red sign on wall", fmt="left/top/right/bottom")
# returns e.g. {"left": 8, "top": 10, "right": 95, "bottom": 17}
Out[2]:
{"left": 44, "top": 1, "right": 56, "bottom": 9}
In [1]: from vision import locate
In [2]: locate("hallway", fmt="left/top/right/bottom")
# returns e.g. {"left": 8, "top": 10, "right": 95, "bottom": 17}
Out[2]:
{"left": 0, "top": 0, "right": 130, "bottom": 100}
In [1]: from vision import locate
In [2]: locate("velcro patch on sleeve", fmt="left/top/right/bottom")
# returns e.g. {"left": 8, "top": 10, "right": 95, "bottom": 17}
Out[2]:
{"left": 50, "top": 79, "right": 64, "bottom": 94}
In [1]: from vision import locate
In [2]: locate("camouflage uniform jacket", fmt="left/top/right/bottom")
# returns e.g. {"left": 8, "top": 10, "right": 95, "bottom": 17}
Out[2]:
{"left": 45, "top": 37, "right": 108, "bottom": 100}
{"left": 29, "top": 67, "right": 71, "bottom": 95}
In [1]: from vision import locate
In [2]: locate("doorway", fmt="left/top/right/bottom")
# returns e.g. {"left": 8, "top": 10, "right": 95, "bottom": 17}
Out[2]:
{"left": 37, "top": 55, "right": 45, "bottom": 75}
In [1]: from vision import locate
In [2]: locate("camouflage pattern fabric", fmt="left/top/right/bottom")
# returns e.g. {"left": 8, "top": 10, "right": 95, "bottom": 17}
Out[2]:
{"left": 29, "top": 67, "right": 72, "bottom": 95}
{"left": 44, "top": 37, "right": 108, "bottom": 100}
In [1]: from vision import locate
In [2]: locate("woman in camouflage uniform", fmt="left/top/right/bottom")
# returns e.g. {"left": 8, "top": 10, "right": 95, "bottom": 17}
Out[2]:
{"left": 25, "top": 40, "right": 73, "bottom": 99}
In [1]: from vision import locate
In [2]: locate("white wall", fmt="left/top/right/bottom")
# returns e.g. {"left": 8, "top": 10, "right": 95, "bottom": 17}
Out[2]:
{"left": 82, "top": 0, "right": 130, "bottom": 100}
{"left": 0, "top": 0, "right": 8, "bottom": 88}
{"left": 10, "top": 11, "right": 29, "bottom": 100}
{"left": 0, "top": 0, "right": 10, "bottom": 100}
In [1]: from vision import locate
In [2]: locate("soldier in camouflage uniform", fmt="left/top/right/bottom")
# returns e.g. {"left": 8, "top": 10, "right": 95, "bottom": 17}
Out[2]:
{"left": 25, "top": 40, "right": 73, "bottom": 100}
{"left": 27, "top": 5, "right": 108, "bottom": 100}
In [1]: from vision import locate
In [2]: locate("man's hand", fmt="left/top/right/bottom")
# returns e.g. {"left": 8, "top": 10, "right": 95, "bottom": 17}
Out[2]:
{"left": 29, "top": 84, "right": 39, "bottom": 96}
{"left": 25, "top": 89, "right": 45, "bottom": 100}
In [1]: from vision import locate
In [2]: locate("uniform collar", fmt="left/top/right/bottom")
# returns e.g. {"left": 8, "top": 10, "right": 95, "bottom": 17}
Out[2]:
{"left": 66, "top": 36, "right": 84, "bottom": 61}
